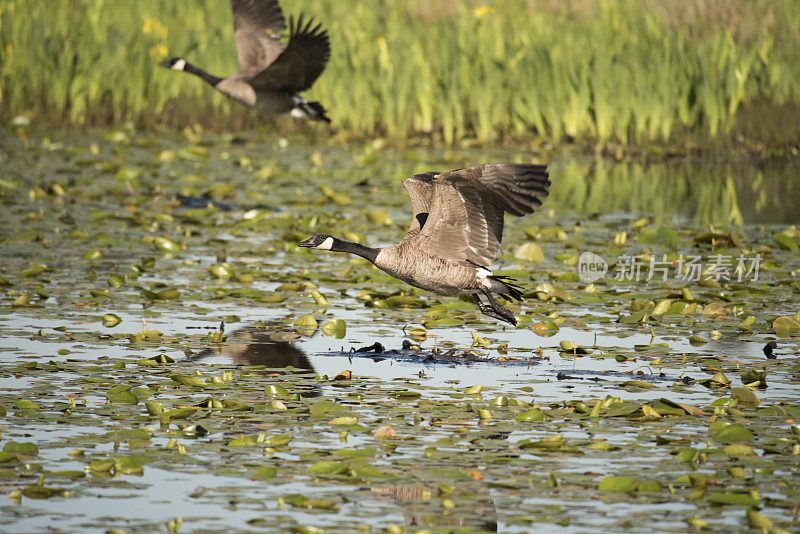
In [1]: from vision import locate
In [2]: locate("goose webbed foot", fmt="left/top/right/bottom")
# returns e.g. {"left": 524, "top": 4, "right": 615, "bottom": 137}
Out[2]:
{"left": 473, "top": 291, "right": 517, "bottom": 326}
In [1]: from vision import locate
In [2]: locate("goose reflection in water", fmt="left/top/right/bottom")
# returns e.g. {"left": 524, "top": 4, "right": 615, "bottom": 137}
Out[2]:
{"left": 371, "top": 484, "right": 497, "bottom": 532}
{"left": 188, "top": 325, "right": 320, "bottom": 397}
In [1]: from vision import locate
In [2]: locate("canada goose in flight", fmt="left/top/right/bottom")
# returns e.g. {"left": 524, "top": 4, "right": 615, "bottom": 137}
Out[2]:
{"left": 160, "top": 0, "right": 330, "bottom": 122}
{"left": 299, "top": 164, "right": 550, "bottom": 326}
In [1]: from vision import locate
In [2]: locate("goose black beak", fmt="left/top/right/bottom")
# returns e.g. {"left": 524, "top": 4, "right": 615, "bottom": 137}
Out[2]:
{"left": 158, "top": 60, "right": 171, "bottom": 68}
{"left": 298, "top": 238, "right": 314, "bottom": 248}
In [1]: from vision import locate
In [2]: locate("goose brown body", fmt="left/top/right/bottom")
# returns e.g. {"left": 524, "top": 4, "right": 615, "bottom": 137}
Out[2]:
{"left": 374, "top": 242, "right": 482, "bottom": 296}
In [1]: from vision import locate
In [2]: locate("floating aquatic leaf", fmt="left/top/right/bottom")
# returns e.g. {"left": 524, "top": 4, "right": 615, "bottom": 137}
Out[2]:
{"left": 3, "top": 442, "right": 39, "bottom": 455}
{"left": 598, "top": 475, "right": 639, "bottom": 493}
{"left": 531, "top": 320, "right": 559, "bottom": 336}
{"left": 604, "top": 401, "right": 643, "bottom": 417}
{"left": 365, "top": 209, "right": 392, "bottom": 225}
{"left": 699, "top": 371, "right": 730, "bottom": 388}
{"left": 264, "top": 434, "right": 292, "bottom": 447}
{"left": 307, "top": 460, "right": 346, "bottom": 475}
{"left": 773, "top": 233, "right": 798, "bottom": 250}
{"left": 162, "top": 407, "right": 198, "bottom": 419}
{"left": 310, "top": 401, "right": 347, "bottom": 417}
{"left": 0, "top": 452, "right": 19, "bottom": 464}
{"left": 636, "top": 480, "right": 662, "bottom": 493}
{"left": 129, "top": 329, "right": 162, "bottom": 343}
{"left": 170, "top": 374, "right": 208, "bottom": 388}
{"left": 373, "top": 425, "right": 396, "bottom": 439}
{"left": 714, "top": 424, "right": 754, "bottom": 443}
{"left": 640, "top": 405, "right": 661, "bottom": 418}
{"left": 723, "top": 443, "right": 755, "bottom": 456}
{"left": 14, "top": 399, "right": 40, "bottom": 411}
{"left": 115, "top": 167, "right": 141, "bottom": 181}
{"left": 151, "top": 288, "right": 180, "bottom": 300}
{"left": 514, "top": 242, "right": 544, "bottom": 262}
{"left": 423, "top": 318, "right": 465, "bottom": 328}
{"left": 310, "top": 290, "right": 329, "bottom": 306}
{"left": 701, "top": 302, "right": 725, "bottom": 315}
{"left": 105, "top": 274, "right": 125, "bottom": 288}
{"left": 102, "top": 313, "right": 122, "bottom": 327}
{"left": 706, "top": 492, "right": 757, "bottom": 506}
{"left": 21, "top": 484, "right": 65, "bottom": 500}
{"left": 746, "top": 508, "right": 773, "bottom": 528}
{"left": 265, "top": 384, "right": 289, "bottom": 396}
{"left": 268, "top": 399, "right": 287, "bottom": 410}
{"left": 772, "top": 315, "right": 800, "bottom": 336}
{"left": 293, "top": 315, "right": 318, "bottom": 331}
{"left": 408, "top": 327, "right": 427, "bottom": 340}
{"left": 618, "top": 309, "right": 647, "bottom": 323}
{"left": 515, "top": 408, "right": 545, "bottom": 422}
{"left": 136, "top": 354, "right": 174, "bottom": 367}
{"left": 255, "top": 466, "right": 277, "bottom": 479}
{"left": 688, "top": 335, "right": 707, "bottom": 346}
{"left": 651, "top": 299, "right": 672, "bottom": 315}
{"left": 329, "top": 416, "right": 358, "bottom": 426}
{"left": 731, "top": 387, "right": 760, "bottom": 407}
{"left": 12, "top": 294, "right": 31, "bottom": 306}
{"left": 106, "top": 385, "right": 139, "bottom": 404}
{"left": 321, "top": 319, "right": 346, "bottom": 338}
{"left": 228, "top": 435, "right": 259, "bottom": 447}
{"left": 153, "top": 237, "right": 181, "bottom": 252}
{"left": 145, "top": 401, "right": 166, "bottom": 416}
{"left": 492, "top": 395, "right": 509, "bottom": 407}
{"left": 209, "top": 263, "right": 233, "bottom": 279}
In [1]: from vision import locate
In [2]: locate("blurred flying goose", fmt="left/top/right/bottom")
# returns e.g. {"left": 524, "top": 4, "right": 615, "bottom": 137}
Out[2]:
{"left": 160, "top": 0, "right": 330, "bottom": 122}
{"left": 299, "top": 164, "right": 550, "bottom": 325}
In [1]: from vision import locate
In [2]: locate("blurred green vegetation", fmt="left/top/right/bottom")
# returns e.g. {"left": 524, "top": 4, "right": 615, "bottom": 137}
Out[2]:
{"left": 1, "top": 0, "right": 799, "bottom": 146}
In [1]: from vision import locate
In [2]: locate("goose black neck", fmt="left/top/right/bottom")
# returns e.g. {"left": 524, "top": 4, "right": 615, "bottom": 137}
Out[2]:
{"left": 184, "top": 62, "right": 222, "bottom": 87}
{"left": 333, "top": 238, "right": 379, "bottom": 263}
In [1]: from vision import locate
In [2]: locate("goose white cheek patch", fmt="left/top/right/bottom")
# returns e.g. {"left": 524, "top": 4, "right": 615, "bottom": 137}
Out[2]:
{"left": 172, "top": 59, "right": 187, "bottom": 71}
{"left": 317, "top": 237, "right": 335, "bottom": 250}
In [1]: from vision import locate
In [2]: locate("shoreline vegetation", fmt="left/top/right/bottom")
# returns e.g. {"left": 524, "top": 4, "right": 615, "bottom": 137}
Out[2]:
{"left": 2, "top": 0, "right": 800, "bottom": 155}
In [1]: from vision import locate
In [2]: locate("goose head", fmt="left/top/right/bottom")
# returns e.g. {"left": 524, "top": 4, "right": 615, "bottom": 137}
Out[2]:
{"left": 160, "top": 57, "right": 187, "bottom": 71}
{"left": 298, "top": 233, "right": 337, "bottom": 251}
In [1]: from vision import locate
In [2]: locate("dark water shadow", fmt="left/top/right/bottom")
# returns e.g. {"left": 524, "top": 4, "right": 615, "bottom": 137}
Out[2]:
{"left": 371, "top": 484, "right": 497, "bottom": 532}
{"left": 188, "top": 326, "right": 315, "bottom": 369}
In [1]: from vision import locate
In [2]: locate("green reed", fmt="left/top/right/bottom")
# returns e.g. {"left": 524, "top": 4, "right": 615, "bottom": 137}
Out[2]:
{"left": 1, "top": 0, "right": 798, "bottom": 144}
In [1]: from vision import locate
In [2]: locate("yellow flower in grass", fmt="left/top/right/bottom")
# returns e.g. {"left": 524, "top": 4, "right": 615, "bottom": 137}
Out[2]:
{"left": 474, "top": 5, "right": 494, "bottom": 18}
{"left": 149, "top": 44, "right": 169, "bottom": 60}
{"left": 143, "top": 17, "right": 167, "bottom": 38}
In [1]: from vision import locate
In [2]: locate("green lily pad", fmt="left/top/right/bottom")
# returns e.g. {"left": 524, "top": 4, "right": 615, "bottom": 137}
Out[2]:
{"left": 598, "top": 475, "right": 639, "bottom": 493}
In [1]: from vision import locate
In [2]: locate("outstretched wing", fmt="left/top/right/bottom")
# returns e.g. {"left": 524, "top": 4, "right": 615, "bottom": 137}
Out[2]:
{"left": 232, "top": 0, "right": 287, "bottom": 78}
{"left": 402, "top": 172, "right": 438, "bottom": 234}
{"left": 415, "top": 164, "right": 550, "bottom": 266}
{"left": 248, "top": 14, "right": 330, "bottom": 91}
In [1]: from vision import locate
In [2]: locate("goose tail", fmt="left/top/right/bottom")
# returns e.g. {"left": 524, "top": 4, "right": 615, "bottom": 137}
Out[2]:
{"left": 491, "top": 275, "right": 524, "bottom": 302}
{"left": 290, "top": 99, "right": 331, "bottom": 123}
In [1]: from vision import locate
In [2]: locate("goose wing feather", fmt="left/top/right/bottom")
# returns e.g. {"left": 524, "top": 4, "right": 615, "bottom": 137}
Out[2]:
{"left": 414, "top": 164, "right": 550, "bottom": 265}
{"left": 248, "top": 14, "right": 330, "bottom": 91}
{"left": 232, "top": 0, "right": 287, "bottom": 78}
{"left": 402, "top": 172, "right": 438, "bottom": 233}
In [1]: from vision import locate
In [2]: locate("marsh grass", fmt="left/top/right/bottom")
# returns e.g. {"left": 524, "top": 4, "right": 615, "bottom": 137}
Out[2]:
{"left": 1, "top": 0, "right": 799, "bottom": 145}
